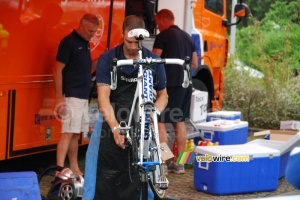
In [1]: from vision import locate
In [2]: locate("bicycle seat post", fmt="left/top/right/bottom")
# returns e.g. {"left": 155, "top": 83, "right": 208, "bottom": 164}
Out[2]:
{"left": 137, "top": 38, "right": 143, "bottom": 60}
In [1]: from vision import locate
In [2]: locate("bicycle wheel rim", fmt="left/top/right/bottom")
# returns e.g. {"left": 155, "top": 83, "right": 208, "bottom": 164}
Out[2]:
{"left": 148, "top": 138, "right": 166, "bottom": 199}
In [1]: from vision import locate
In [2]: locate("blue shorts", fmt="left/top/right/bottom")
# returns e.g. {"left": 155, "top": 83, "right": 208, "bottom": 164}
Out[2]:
{"left": 158, "top": 84, "right": 192, "bottom": 123}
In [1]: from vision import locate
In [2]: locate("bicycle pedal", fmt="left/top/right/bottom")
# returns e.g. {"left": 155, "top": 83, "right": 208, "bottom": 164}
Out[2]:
{"left": 157, "top": 177, "right": 169, "bottom": 190}
{"left": 158, "top": 181, "right": 169, "bottom": 190}
{"left": 159, "top": 183, "right": 168, "bottom": 190}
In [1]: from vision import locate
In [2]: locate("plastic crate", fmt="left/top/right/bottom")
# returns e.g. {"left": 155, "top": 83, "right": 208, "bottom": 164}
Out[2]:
{"left": 0, "top": 171, "right": 41, "bottom": 200}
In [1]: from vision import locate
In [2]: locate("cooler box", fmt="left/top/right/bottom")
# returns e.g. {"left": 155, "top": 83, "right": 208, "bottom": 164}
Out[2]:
{"left": 195, "top": 120, "right": 248, "bottom": 145}
{"left": 194, "top": 144, "right": 280, "bottom": 195}
{"left": 247, "top": 132, "right": 300, "bottom": 179}
{"left": 207, "top": 111, "right": 241, "bottom": 122}
{"left": 0, "top": 171, "right": 41, "bottom": 200}
{"left": 190, "top": 89, "right": 208, "bottom": 123}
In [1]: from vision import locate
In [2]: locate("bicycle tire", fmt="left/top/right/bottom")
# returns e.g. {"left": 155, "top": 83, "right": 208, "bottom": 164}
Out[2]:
{"left": 128, "top": 123, "right": 140, "bottom": 183}
{"left": 148, "top": 124, "right": 167, "bottom": 199}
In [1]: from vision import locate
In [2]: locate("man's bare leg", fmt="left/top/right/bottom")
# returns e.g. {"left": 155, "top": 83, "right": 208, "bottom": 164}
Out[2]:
{"left": 56, "top": 133, "right": 72, "bottom": 173}
{"left": 158, "top": 122, "right": 168, "bottom": 144}
{"left": 173, "top": 121, "right": 187, "bottom": 157}
{"left": 68, "top": 134, "right": 83, "bottom": 176}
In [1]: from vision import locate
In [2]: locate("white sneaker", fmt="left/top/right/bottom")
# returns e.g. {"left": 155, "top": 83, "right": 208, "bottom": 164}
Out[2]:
{"left": 168, "top": 161, "right": 185, "bottom": 174}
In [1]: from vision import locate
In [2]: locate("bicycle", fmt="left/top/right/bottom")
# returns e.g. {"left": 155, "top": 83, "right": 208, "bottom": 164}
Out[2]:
{"left": 111, "top": 28, "right": 191, "bottom": 200}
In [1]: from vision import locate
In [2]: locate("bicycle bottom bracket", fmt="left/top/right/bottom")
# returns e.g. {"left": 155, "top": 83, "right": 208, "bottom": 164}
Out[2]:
{"left": 149, "top": 165, "right": 156, "bottom": 171}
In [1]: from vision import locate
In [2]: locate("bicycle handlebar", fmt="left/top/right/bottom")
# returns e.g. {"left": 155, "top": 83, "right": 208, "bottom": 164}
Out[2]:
{"left": 111, "top": 57, "right": 191, "bottom": 89}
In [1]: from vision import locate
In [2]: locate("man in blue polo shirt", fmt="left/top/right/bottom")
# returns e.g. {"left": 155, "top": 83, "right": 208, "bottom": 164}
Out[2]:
{"left": 53, "top": 14, "right": 99, "bottom": 176}
{"left": 94, "top": 15, "right": 167, "bottom": 200}
{"left": 153, "top": 9, "right": 198, "bottom": 175}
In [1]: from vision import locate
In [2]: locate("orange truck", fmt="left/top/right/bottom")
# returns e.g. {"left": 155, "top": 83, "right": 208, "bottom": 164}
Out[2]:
{"left": 0, "top": 0, "right": 248, "bottom": 161}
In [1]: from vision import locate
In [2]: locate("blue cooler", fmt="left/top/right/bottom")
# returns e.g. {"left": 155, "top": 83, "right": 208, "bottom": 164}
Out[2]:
{"left": 195, "top": 120, "right": 248, "bottom": 145}
{"left": 0, "top": 171, "right": 41, "bottom": 200}
{"left": 194, "top": 144, "right": 280, "bottom": 195}
{"left": 247, "top": 131, "right": 300, "bottom": 179}
{"left": 207, "top": 111, "right": 241, "bottom": 121}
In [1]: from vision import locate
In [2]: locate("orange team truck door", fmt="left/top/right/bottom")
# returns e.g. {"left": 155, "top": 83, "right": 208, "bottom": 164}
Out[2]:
{"left": 0, "top": 0, "right": 125, "bottom": 160}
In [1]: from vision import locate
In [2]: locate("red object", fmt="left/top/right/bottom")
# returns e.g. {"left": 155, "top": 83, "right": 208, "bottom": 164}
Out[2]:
{"left": 172, "top": 142, "right": 178, "bottom": 162}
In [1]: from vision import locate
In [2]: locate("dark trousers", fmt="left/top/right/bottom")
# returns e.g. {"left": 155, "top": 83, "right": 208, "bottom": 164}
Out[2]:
{"left": 94, "top": 123, "right": 140, "bottom": 200}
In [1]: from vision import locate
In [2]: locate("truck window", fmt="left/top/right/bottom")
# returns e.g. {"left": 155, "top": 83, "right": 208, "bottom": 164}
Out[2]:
{"left": 125, "top": 0, "right": 157, "bottom": 34}
{"left": 205, "top": 0, "right": 224, "bottom": 16}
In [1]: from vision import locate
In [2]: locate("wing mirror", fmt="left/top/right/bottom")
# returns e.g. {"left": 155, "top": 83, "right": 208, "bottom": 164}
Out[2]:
{"left": 222, "top": 2, "right": 250, "bottom": 27}
{"left": 234, "top": 3, "right": 250, "bottom": 18}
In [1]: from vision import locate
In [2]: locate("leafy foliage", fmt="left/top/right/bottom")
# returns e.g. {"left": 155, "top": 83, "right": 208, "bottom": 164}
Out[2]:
{"left": 223, "top": 0, "right": 300, "bottom": 129}
{"left": 223, "top": 59, "right": 300, "bottom": 129}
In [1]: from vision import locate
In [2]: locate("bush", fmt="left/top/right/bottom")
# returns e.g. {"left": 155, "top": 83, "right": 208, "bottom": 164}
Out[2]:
{"left": 224, "top": 1, "right": 300, "bottom": 129}
{"left": 223, "top": 59, "right": 300, "bottom": 129}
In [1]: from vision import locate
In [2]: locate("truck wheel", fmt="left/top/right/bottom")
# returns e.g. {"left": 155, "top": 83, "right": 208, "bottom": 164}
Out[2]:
{"left": 192, "top": 79, "right": 211, "bottom": 112}
{"left": 192, "top": 79, "right": 207, "bottom": 92}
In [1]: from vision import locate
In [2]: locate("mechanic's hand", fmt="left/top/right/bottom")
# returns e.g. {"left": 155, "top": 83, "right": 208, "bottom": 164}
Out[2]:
{"left": 112, "top": 128, "right": 125, "bottom": 149}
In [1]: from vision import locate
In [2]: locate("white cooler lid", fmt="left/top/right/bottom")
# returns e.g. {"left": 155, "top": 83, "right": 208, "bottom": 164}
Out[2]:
{"left": 207, "top": 111, "right": 241, "bottom": 117}
{"left": 279, "top": 132, "right": 300, "bottom": 154}
{"left": 195, "top": 120, "right": 248, "bottom": 131}
{"left": 247, "top": 139, "right": 285, "bottom": 151}
{"left": 248, "top": 133, "right": 300, "bottom": 155}
{"left": 194, "top": 144, "right": 280, "bottom": 158}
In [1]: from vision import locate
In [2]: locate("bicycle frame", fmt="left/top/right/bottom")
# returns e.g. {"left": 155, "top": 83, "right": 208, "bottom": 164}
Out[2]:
{"left": 110, "top": 28, "right": 191, "bottom": 199}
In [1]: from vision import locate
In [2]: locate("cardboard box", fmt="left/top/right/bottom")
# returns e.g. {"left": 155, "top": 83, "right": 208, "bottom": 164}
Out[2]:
{"left": 190, "top": 90, "right": 208, "bottom": 123}
{"left": 254, "top": 130, "right": 298, "bottom": 142}
{"left": 160, "top": 142, "right": 174, "bottom": 161}
{"left": 270, "top": 130, "right": 299, "bottom": 141}
{"left": 280, "top": 120, "right": 300, "bottom": 130}
{"left": 195, "top": 120, "right": 248, "bottom": 145}
{"left": 194, "top": 144, "right": 280, "bottom": 195}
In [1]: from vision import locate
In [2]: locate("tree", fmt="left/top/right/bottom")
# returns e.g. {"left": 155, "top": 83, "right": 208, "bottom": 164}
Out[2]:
{"left": 235, "top": 0, "right": 300, "bottom": 80}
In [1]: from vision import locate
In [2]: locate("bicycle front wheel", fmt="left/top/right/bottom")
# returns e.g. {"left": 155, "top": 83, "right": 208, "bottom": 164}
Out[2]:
{"left": 148, "top": 138, "right": 168, "bottom": 199}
